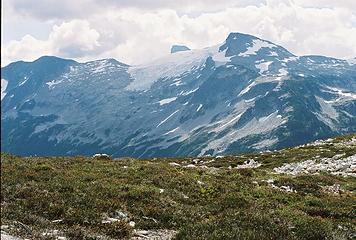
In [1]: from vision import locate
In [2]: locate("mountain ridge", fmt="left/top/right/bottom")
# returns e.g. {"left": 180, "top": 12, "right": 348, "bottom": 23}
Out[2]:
{"left": 3, "top": 32, "right": 356, "bottom": 69}
{"left": 1, "top": 32, "right": 356, "bottom": 157}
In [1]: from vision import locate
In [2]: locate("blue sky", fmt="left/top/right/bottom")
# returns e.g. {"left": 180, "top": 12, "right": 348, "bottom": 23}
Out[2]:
{"left": 2, "top": 0, "right": 356, "bottom": 65}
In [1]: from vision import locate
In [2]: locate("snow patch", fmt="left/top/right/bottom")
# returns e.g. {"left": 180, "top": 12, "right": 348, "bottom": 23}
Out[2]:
{"left": 1, "top": 79, "right": 8, "bottom": 100}
{"left": 91, "top": 60, "right": 115, "bottom": 74}
{"left": 157, "top": 110, "right": 179, "bottom": 128}
{"left": 282, "top": 56, "right": 299, "bottom": 62}
{"left": 196, "top": 104, "right": 203, "bottom": 112}
{"left": 238, "top": 81, "right": 256, "bottom": 96}
{"left": 164, "top": 127, "right": 180, "bottom": 135}
{"left": 278, "top": 68, "right": 288, "bottom": 76}
{"left": 46, "top": 79, "right": 64, "bottom": 89}
{"left": 239, "top": 39, "right": 276, "bottom": 57}
{"left": 326, "top": 86, "right": 356, "bottom": 100}
{"left": 239, "top": 74, "right": 288, "bottom": 96}
{"left": 159, "top": 97, "right": 177, "bottom": 106}
{"left": 19, "top": 76, "right": 29, "bottom": 86}
{"left": 211, "top": 45, "right": 231, "bottom": 66}
{"left": 216, "top": 112, "right": 243, "bottom": 131}
{"left": 181, "top": 87, "right": 199, "bottom": 96}
{"left": 268, "top": 51, "right": 278, "bottom": 57}
{"left": 255, "top": 61, "right": 273, "bottom": 74}
{"left": 244, "top": 97, "right": 256, "bottom": 103}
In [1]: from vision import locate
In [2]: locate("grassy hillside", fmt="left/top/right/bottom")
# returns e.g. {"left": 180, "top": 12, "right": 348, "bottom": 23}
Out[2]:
{"left": 1, "top": 134, "right": 355, "bottom": 239}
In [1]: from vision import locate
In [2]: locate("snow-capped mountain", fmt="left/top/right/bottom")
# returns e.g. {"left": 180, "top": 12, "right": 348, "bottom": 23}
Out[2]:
{"left": 1, "top": 33, "right": 356, "bottom": 157}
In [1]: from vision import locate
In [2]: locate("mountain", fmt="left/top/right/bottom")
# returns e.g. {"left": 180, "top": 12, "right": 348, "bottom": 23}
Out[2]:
{"left": 1, "top": 33, "right": 356, "bottom": 157}
{"left": 171, "top": 45, "right": 191, "bottom": 53}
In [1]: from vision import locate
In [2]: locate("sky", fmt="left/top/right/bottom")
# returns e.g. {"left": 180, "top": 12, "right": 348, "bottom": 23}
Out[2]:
{"left": 1, "top": 0, "right": 356, "bottom": 66}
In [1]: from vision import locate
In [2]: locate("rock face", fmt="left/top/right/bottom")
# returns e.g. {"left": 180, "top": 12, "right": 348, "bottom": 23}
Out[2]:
{"left": 171, "top": 45, "right": 190, "bottom": 53}
{"left": 1, "top": 33, "right": 356, "bottom": 157}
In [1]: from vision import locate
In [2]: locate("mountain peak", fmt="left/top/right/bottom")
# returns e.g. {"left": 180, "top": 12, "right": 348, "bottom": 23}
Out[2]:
{"left": 34, "top": 55, "right": 77, "bottom": 64}
{"left": 219, "top": 32, "right": 293, "bottom": 59}
{"left": 171, "top": 45, "right": 190, "bottom": 53}
{"left": 219, "top": 32, "right": 262, "bottom": 57}
{"left": 85, "top": 58, "right": 129, "bottom": 67}
{"left": 225, "top": 32, "right": 258, "bottom": 41}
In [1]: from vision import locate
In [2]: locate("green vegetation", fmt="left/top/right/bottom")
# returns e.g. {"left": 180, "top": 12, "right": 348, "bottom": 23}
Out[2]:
{"left": 1, "top": 134, "right": 355, "bottom": 239}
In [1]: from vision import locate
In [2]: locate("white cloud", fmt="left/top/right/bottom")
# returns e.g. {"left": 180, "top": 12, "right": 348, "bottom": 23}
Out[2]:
{"left": 2, "top": 20, "right": 100, "bottom": 65}
{"left": 49, "top": 20, "right": 100, "bottom": 57}
{"left": 2, "top": 0, "right": 356, "bottom": 66}
{"left": 5, "top": 0, "right": 266, "bottom": 20}
{"left": 295, "top": 0, "right": 356, "bottom": 9}
{"left": 2, "top": 35, "right": 51, "bottom": 64}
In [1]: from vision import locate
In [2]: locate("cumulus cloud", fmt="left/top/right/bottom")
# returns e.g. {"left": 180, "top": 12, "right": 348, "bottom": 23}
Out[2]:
{"left": 2, "top": 20, "right": 100, "bottom": 65}
{"left": 2, "top": 35, "right": 51, "bottom": 64}
{"left": 296, "top": 0, "right": 356, "bottom": 9}
{"left": 2, "top": 0, "right": 356, "bottom": 66}
{"left": 49, "top": 20, "right": 100, "bottom": 57}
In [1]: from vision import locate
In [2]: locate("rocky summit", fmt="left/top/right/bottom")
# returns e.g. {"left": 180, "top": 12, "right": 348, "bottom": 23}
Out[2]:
{"left": 1, "top": 33, "right": 356, "bottom": 157}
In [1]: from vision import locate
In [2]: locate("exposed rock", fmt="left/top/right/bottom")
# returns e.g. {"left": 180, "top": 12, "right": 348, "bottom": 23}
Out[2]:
{"left": 322, "top": 184, "right": 343, "bottom": 195}
{"left": 1, "top": 231, "right": 21, "bottom": 240}
{"left": 274, "top": 154, "right": 356, "bottom": 177}
{"left": 192, "top": 159, "right": 200, "bottom": 164}
{"left": 92, "top": 153, "right": 112, "bottom": 160}
{"left": 185, "top": 164, "right": 196, "bottom": 168}
{"left": 42, "top": 229, "right": 67, "bottom": 239}
{"left": 170, "top": 45, "right": 190, "bottom": 53}
{"left": 235, "top": 159, "right": 261, "bottom": 169}
{"left": 132, "top": 229, "right": 177, "bottom": 240}
{"left": 102, "top": 210, "right": 130, "bottom": 224}
{"left": 169, "top": 162, "right": 180, "bottom": 167}
{"left": 263, "top": 179, "right": 297, "bottom": 193}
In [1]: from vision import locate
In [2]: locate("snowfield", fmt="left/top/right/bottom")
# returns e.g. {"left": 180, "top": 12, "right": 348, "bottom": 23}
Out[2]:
{"left": 238, "top": 39, "right": 276, "bottom": 57}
